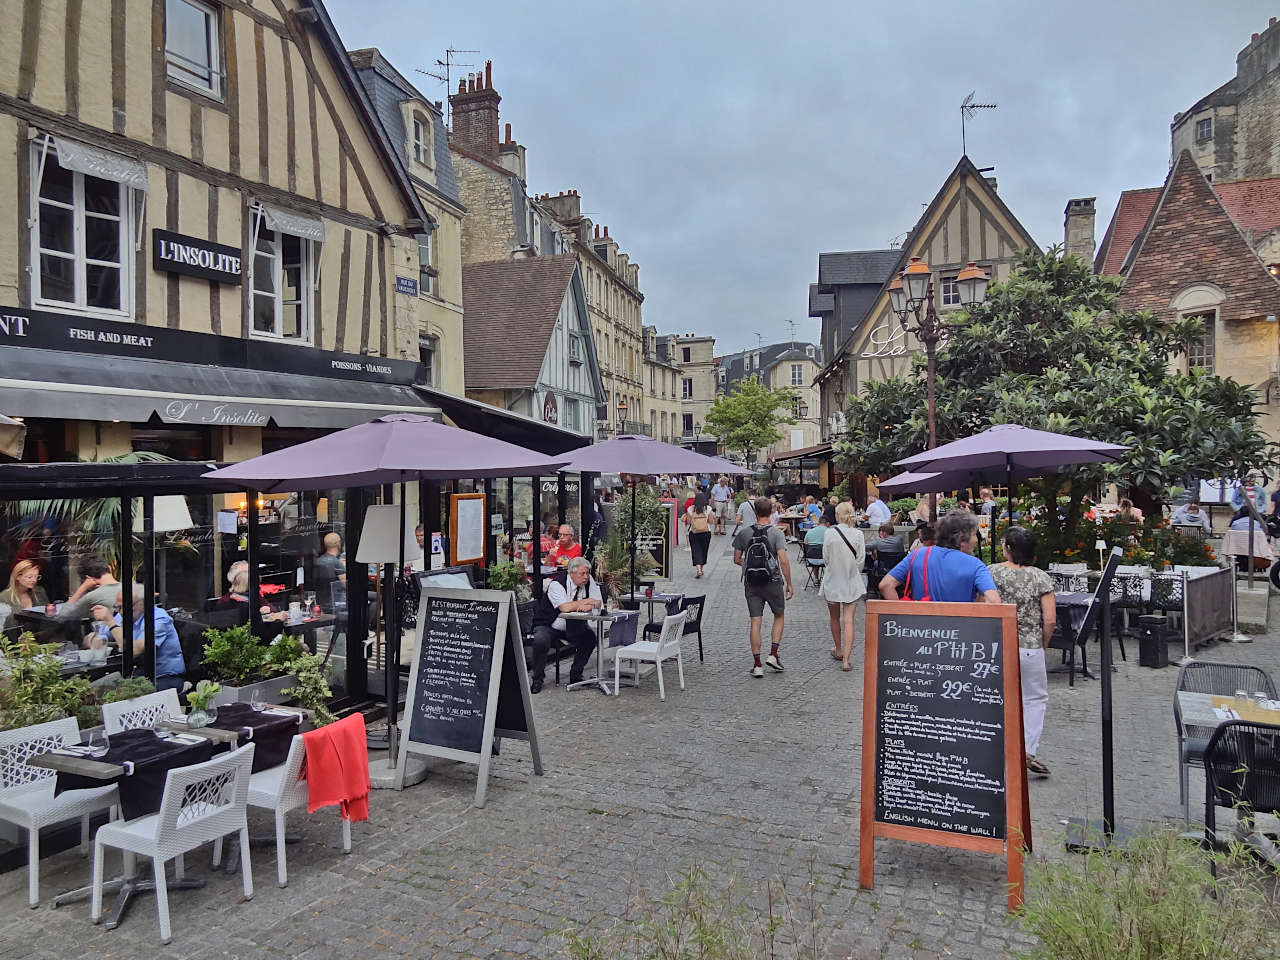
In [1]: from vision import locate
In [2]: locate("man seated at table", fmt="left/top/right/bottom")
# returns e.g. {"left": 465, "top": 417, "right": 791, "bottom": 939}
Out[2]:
{"left": 105, "top": 585, "right": 187, "bottom": 692}
{"left": 527, "top": 557, "right": 602, "bottom": 693}
{"left": 1170, "top": 500, "right": 1210, "bottom": 532}
{"left": 58, "top": 557, "right": 122, "bottom": 622}
{"left": 548, "top": 524, "right": 583, "bottom": 567}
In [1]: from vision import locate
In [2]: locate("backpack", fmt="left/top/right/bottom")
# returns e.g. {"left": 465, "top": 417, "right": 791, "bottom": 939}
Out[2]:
{"left": 689, "top": 510, "right": 709, "bottom": 534}
{"left": 742, "top": 525, "right": 779, "bottom": 585}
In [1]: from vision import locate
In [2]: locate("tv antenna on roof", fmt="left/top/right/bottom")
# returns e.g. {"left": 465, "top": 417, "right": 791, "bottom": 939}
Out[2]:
{"left": 417, "top": 47, "right": 479, "bottom": 127}
{"left": 960, "top": 91, "right": 997, "bottom": 156}
{"left": 785, "top": 319, "right": 798, "bottom": 348}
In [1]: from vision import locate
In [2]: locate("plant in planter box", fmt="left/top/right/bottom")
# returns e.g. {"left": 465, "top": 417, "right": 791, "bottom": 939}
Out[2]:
{"left": 0, "top": 632, "right": 93, "bottom": 732}
{"left": 593, "top": 529, "right": 657, "bottom": 602}
{"left": 488, "top": 559, "right": 532, "bottom": 602}
{"left": 281, "top": 653, "right": 335, "bottom": 727}
{"left": 202, "top": 624, "right": 270, "bottom": 686}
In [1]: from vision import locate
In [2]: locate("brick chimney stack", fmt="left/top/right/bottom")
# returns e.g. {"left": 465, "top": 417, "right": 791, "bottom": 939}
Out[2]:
{"left": 449, "top": 59, "right": 501, "bottom": 159}
{"left": 1063, "top": 197, "right": 1096, "bottom": 264}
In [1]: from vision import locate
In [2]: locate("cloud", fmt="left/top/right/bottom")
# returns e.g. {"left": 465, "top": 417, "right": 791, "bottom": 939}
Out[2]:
{"left": 328, "top": 0, "right": 1272, "bottom": 353}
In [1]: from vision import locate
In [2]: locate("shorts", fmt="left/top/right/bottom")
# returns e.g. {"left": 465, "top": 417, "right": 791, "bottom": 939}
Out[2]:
{"left": 713, "top": 500, "right": 731, "bottom": 520}
{"left": 744, "top": 579, "right": 786, "bottom": 618}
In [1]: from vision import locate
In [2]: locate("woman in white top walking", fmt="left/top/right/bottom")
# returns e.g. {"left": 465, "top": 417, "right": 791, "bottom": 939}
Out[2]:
{"left": 820, "top": 501, "right": 867, "bottom": 671}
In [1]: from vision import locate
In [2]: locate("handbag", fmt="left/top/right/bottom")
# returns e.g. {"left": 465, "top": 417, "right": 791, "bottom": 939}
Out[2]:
{"left": 899, "top": 547, "right": 932, "bottom": 602}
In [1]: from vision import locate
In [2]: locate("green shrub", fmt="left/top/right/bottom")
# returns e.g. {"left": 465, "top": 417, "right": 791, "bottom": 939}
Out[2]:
{"left": 202, "top": 623, "right": 270, "bottom": 686}
{"left": 488, "top": 559, "right": 532, "bottom": 602}
{"left": 887, "top": 496, "right": 919, "bottom": 518}
{"left": 0, "top": 633, "right": 93, "bottom": 732}
{"left": 1016, "top": 826, "right": 1280, "bottom": 959}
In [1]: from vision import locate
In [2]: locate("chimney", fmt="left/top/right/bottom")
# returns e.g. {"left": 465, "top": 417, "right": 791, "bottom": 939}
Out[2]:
{"left": 449, "top": 59, "right": 501, "bottom": 159}
{"left": 1063, "top": 197, "right": 1097, "bottom": 264}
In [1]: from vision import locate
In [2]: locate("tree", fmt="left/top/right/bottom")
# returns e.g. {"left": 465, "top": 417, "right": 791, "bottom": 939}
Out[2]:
{"left": 704, "top": 379, "right": 797, "bottom": 465}
{"left": 836, "top": 247, "right": 1277, "bottom": 529}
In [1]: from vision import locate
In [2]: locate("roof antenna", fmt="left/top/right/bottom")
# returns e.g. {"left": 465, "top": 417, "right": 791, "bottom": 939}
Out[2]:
{"left": 960, "top": 91, "right": 997, "bottom": 156}
{"left": 785, "top": 319, "right": 798, "bottom": 349}
{"left": 416, "top": 46, "right": 480, "bottom": 127}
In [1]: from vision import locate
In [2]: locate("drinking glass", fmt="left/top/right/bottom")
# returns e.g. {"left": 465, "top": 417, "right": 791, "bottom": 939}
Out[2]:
{"left": 250, "top": 689, "right": 266, "bottom": 712}
{"left": 1234, "top": 689, "right": 1249, "bottom": 708}
{"left": 87, "top": 729, "right": 109, "bottom": 758}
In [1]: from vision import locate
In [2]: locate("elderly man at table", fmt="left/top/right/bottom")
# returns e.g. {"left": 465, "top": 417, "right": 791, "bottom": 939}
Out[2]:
{"left": 865, "top": 493, "right": 892, "bottom": 528}
{"left": 549, "top": 524, "right": 583, "bottom": 566}
{"left": 106, "top": 584, "right": 187, "bottom": 692}
{"left": 527, "top": 556, "right": 602, "bottom": 693}
{"left": 1170, "top": 500, "right": 1210, "bottom": 532}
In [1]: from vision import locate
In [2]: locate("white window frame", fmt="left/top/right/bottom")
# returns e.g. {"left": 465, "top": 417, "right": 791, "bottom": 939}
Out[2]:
{"left": 417, "top": 232, "right": 434, "bottom": 297}
{"left": 29, "top": 139, "right": 134, "bottom": 319}
{"left": 941, "top": 275, "right": 961, "bottom": 308}
{"left": 418, "top": 334, "right": 437, "bottom": 387}
{"left": 1195, "top": 117, "right": 1213, "bottom": 143}
{"left": 411, "top": 117, "right": 429, "bottom": 166}
{"left": 165, "top": 0, "right": 223, "bottom": 100}
{"left": 790, "top": 363, "right": 804, "bottom": 386}
{"left": 681, "top": 377, "right": 693, "bottom": 400}
{"left": 250, "top": 213, "right": 314, "bottom": 344}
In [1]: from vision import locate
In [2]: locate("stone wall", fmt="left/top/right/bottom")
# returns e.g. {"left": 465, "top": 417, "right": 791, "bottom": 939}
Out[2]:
{"left": 1239, "top": 67, "right": 1280, "bottom": 179}
{"left": 453, "top": 154, "right": 516, "bottom": 265}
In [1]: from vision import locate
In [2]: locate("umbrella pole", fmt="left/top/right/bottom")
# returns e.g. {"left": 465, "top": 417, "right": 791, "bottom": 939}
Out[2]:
{"left": 388, "top": 482, "right": 405, "bottom": 765}
{"left": 630, "top": 478, "right": 637, "bottom": 600}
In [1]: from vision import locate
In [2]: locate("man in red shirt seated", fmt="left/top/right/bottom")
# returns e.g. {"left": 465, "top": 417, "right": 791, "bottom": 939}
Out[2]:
{"left": 549, "top": 523, "right": 583, "bottom": 567}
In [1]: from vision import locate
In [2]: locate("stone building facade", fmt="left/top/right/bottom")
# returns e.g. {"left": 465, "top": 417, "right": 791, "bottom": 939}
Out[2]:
{"left": 537, "top": 193, "right": 645, "bottom": 439}
{"left": 717, "top": 341, "right": 823, "bottom": 461}
{"left": 0, "top": 0, "right": 436, "bottom": 465}
{"left": 1172, "top": 16, "right": 1280, "bottom": 183}
{"left": 642, "top": 324, "right": 682, "bottom": 443}
{"left": 652, "top": 333, "right": 718, "bottom": 452}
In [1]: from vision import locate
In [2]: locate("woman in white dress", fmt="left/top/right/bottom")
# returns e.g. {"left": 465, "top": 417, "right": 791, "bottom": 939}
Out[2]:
{"left": 820, "top": 501, "right": 867, "bottom": 671}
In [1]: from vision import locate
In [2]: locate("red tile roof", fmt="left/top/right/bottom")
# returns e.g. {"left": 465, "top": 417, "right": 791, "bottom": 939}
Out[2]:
{"left": 462, "top": 254, "right": 579, "bottom": 391}
{"left": 1214, "top": 177, "right": 1280, "bottom": 240}
{"left": 1095, "top": 187, "right": 1161, "bottom": 276}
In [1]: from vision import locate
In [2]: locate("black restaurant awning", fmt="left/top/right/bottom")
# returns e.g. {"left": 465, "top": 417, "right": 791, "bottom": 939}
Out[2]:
{"left": 0, "top": 348, "right": 437, "bottom": 429}
{"left": 416, "top": 386, "right": 591, "bottom": 456}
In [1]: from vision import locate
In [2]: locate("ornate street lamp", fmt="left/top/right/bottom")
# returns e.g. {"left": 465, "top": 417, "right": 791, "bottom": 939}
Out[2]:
{"left": 616, "top": 397, "right": 628, "bottom": 435}
{"left": 797, "top": 400, "right": 809, "bottom": 419}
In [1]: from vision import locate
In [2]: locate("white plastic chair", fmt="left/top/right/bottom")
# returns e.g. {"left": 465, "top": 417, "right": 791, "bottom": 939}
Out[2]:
{"left": 614, "top": 610, "right": 688, "bottom": 700}
{"left": 0, "top": 717, "right": 119, "bottom": 908}
{"left": 247, "top": 734, "right": 352, "bottom": 887}
{"left": 91, "top": 744, "right": 256, "bottom": 944}
{"left": 101, "top": 689, "right": 183, "bottom": 735}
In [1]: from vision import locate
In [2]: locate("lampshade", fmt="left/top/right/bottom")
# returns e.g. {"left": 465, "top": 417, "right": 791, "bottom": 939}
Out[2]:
{"left": 901, "top": 256, "right": 932, "bottom": 305}
{"left": 956, "top": 261, "right": 989, "bottom": 307}
{"left": 355, "top": 504, "right": 423, "bottom": 564}
{"left": 887, "top": 275, "right": 906, "bottom": 316}
{"left": 132, "top": 495, "right": 194, "bottom": 533}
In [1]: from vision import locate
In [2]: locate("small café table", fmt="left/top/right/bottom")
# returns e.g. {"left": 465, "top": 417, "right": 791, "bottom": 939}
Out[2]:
{"left": 1175, "top": 690, "right": 1280, "bottom": 729}
{"left": 561, "top": 610, "right": 617, "bottom": 696}
{"left": 620, "top": 591, "right": 682, "bottom": 626}
{"left": 29, "top": 728, "right": 214, "bottom": 925}
{"left": 280, "top": 613, "right": 337, "bottom": 654}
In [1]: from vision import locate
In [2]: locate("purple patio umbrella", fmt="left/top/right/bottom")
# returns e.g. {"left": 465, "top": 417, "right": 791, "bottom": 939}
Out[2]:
{"left": 559, "top": 435, "right": 751, "bottom": 598}
{"left": 205, "top": 414, "right": 573, "bottom": 762}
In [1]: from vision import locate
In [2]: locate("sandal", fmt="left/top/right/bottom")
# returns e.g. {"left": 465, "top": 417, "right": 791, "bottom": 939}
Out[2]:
{"left": 1026, "top": 756, "right": 1050, "bottom": 777}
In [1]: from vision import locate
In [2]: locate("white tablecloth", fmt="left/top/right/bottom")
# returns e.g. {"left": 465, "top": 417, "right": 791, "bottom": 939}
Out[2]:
{"left": 1218, "top": 529, "right": 1273, "bottom": 561}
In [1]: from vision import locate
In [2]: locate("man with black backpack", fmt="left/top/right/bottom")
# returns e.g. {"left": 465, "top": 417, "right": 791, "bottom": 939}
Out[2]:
{"left": 732, "top": 498, "right": 794, "bottom": 678}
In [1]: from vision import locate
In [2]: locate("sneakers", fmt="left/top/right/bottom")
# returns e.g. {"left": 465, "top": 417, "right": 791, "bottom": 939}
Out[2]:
{"left": 765, "top": 654, "right": 784, "bottom": 672}
{"left": 751, "top": 665, "right": 764, "bottom": 678}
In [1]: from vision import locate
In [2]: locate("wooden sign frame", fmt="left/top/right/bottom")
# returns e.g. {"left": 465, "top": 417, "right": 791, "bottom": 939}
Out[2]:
{"left": 859, "top": 600, "right": 1029, "bottom": 912}
{"left": 448, "top": 492, "right": 486, "bottom": 565}
{"left": 395, "top": 587, "right": 543, "bottom": 806}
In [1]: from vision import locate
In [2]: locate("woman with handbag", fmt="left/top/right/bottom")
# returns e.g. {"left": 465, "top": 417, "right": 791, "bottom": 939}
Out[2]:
{"left": 684, "top": 492, "right": 713, "bottom": 579}
{"left": 820, "top": 501, "right": 866, "bottom": 671}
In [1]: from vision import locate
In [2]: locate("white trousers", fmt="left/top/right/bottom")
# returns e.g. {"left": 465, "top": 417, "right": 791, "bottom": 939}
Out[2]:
{"left": 1019, "top": 647, "right": 1048, "bottom": 757}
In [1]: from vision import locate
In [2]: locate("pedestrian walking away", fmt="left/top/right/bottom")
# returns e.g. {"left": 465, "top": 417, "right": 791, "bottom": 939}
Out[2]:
{"left": 820, "top": 501, "right": 866, "bottom": 671}
{"left": 684, "top": 492, "right": 713, "bottom": 578}
{"left": 733, "top": 497, "right": 793, "bottom": 677}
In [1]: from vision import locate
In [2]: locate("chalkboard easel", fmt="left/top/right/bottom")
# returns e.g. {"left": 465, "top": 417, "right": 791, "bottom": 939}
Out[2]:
{"left": 394, "top": 587, "right": 543, "bottom": 806}
{"left": 859, "top": 600, "right": 1029, "bottom": 912}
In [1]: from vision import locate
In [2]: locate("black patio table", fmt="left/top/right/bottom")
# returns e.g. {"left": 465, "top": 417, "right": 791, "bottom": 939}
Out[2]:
{"left": 205, "top": 701, "right": 303, "bottom": 771}
{"left": 54, "top": 728, "right": 214, "bottom": 820}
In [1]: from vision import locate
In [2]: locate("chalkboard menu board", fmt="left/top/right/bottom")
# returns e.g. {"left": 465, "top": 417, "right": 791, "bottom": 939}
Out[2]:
{"left": 874, "top": 612, "right": 1006, "bottom": 839}
{"left": 396, "top": 587, "right": 543, "bottom": 806}
{"left": 859, "top": 600, "right": 1027, "bottom": 912}
{"left": 407, "top": 595, "right": 499, "bottom": 753}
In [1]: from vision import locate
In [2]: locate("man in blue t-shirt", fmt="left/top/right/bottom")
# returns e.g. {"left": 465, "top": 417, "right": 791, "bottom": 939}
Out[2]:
{"left": 879, "top": 512, "right": 1000, "bottom": 603}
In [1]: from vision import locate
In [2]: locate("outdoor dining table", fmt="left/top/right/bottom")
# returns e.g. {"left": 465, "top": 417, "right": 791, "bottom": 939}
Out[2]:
{"left": 1175, "top": 690, "right": 1280, "bottom": 729}
{"left": 561, "top": 610, "right": 618, "bottom": 696}
{"left": 620, "top": 591, "right": 682, "bottom": 626}
{"left": 1219, "top": 529, "right": 1273, "bottom": 563}
{"left": 158, "top": 701, "right": 305, "bottom": 772}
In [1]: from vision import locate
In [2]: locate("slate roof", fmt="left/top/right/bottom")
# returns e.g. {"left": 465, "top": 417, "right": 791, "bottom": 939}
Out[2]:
{"left": 808, "top": 284, "right": 834, "bottom": 317}
{"left": 1095, "top": 187, "right": 1161, "bottom": 276}
{"left": 817, "top": 250, "right": 901, "bottom": 288}
{"left": 719, "top": 342, "right": 821, "bottom": 387}
{"left": 462, "top": 255, "right": 579, "bottom": 390}
{"left": 348, "top": 48, "right": 462, "bottom": 209}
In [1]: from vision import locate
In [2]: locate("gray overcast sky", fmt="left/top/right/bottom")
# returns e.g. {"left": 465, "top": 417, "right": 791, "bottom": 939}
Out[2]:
{"left": 330, "top": 0, "right": 1273, "bottom": 355}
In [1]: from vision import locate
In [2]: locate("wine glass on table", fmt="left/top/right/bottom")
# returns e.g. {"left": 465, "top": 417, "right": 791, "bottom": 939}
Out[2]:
{"left": 250, "top": 689, "right": 266, "bottom": 712}
{"left": 87, "top": 728, "right": 109, "bottom": 758}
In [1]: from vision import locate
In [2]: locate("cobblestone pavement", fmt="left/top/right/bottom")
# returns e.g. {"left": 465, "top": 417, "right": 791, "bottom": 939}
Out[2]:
{"left": 3, "top": 535, "right": 1279, "bottom": 959}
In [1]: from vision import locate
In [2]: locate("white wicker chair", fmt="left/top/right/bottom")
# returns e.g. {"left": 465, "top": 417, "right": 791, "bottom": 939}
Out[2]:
{"left": 247, "top": 734, "right": 352, "bottom": 888}
{"left": 0, "top": 717, "right": 120, "bottom": 908}
{"left": 101, "top": 689, "right": 183, "bottom": 735}
{"left": 614, "top": 610, "right": 688, "bottom": 700}
{"left": 91, "top": 744, "right": 255, "bottom": 944}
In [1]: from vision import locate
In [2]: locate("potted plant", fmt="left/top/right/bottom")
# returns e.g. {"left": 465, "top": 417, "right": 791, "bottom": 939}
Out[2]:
{"left": 488, "top": 559, "right": 535, "bottom": 637}
{"left": 593, "top": 530, "right": 657, "bottom": 606}
{"left": 185, "top": 680, "right": 222, "bottom": 728}
{"left": 0, "top": 633, "right": 94, "bottom": 733}
{"left": 201, "top": 624, "right": 303, "bottom": 706}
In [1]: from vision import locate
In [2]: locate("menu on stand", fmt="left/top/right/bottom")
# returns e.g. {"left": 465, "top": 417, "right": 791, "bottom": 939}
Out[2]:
{"left": 407, "top": 595, "right": 498, "bottom": 753}
{"left": 874, "top": 613, "right": 1006, "bottom": 839}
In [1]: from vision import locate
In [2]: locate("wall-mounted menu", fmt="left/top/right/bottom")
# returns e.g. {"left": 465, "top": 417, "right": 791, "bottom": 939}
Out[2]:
{"left": 407, "top": 595, "right": 498, "bottom": 753}
{"left": 874, "top": 612, "right": 1006, "bottom": 839}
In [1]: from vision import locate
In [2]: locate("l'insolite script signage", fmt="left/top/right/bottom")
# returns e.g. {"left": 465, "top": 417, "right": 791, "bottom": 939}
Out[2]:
{"left": 860, "top": 600, "right": 1028, "bottom": 912}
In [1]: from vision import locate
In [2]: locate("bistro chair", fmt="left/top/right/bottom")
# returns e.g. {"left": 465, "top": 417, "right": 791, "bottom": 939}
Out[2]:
{"left": 91, "top": 744, "right": 256, "bottom": 945}
{"left": 101, "top": 689, "right": 183, "bottom": 735}
{"left": 247, "top": 735, "right": 352, "bottom": 888}
{"left": 801, "top": 541, "right": 825, "bottom": 590}
{"left": 0, "top": 717, "right": 120, "bottom": 908}
{"left": 615, "top": 611, "right": 689, "bottom": 701}
{"left": 1174, "top": 659, "right": 1277, "bottom": 824}
{"left": 642, "top": 595, "right": 706, "bottom": 662}
{"left": 1202, "top": 719, "right": 1280, "bottom": 871}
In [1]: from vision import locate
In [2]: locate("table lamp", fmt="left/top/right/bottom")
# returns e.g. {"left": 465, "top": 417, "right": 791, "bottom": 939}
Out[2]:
{"left": 133, "top": 495, "right": 195, "bottom": 608}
